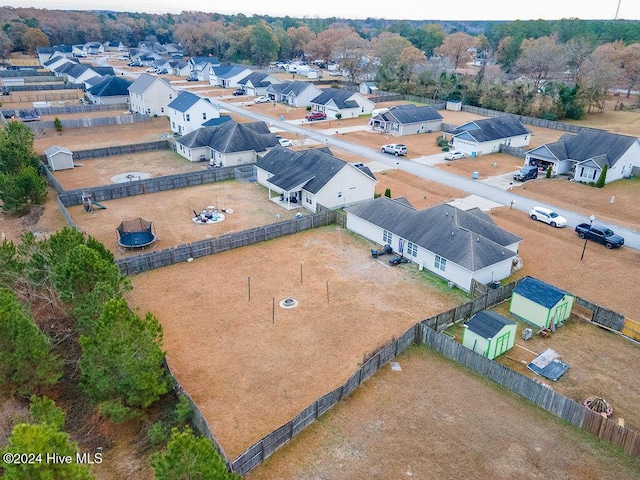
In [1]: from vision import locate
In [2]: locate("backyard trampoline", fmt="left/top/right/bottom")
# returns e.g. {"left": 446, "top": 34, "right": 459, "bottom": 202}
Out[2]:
{"left": 116, "top": 218, "right": 156, "bottom": 249}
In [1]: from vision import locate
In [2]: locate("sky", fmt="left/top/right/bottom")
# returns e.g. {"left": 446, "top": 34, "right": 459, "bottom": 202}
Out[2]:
{"left": 2, "top": 0, "right": 639, "bottom": 21}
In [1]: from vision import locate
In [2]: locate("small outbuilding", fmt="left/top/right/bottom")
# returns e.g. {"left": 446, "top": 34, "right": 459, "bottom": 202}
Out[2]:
{"left": 44, "top": 145, "right": 74, "bottom": 171}
{"left": 509, "top": 276, "right": 575, "bottom": 330}
{"left": 462, "top": 310, "right": 517, "bottom": 360}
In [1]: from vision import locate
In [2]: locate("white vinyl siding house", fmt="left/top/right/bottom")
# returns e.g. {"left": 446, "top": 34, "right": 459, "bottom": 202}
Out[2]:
{"left": 346, "top": 197, "right": 522, "bottom": 292}
{"left": 370, "top": 104, "right": 443, "bottom": 136}
{"left": 128, "top": 74, "right": 178, "bottom": 116}
{"left": 448, "top": 116, "right": 531, "bottom": 157}
{"left": 167, "top": 91, "right": 220, "bottom": 135}
{"left": 524, "top": 130, "right": 640, "bottom": 183}
{"left": 256, "top": 148, "right": 377, "bottom": 213}
{"left": 309, "top": 88, "right": 375, "bottom": 119}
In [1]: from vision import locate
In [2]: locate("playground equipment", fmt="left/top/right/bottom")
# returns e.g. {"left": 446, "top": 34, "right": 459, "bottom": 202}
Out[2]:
{"left": 82, "top": 192, "right": 107, "bottom": 212}
{"left": 116, "top": 218, "right": 156, "bottom": 249}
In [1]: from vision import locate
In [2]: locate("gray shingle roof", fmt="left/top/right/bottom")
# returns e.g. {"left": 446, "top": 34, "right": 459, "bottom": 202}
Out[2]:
{"left": 176, "top": 120, "right": 277, "bottom": 153}
{"left": 282, "top": 81, "right": 319, "bottom": 96}
{"left": 466, "top": 311, "right": 516, "bottom": 338}
{"left": 449, "top": 116, "right": 531, "bottom": 143}
{"left": 92, "top": 66, "right": 115, "bottom": 76}
{"left": 87, "top": 75, "right": 131, "bottom": 97}
{"left": 311, "top": 88, "right": 360, "bottom": 108}
{"left": 128, "top": 73, "right": 172, "bottom": 94}
{"left": 168, "top": 91, "right": 210, "bottom": 113}
{"left": 346, "top": 197, "right": 522, "bottom": 271}
{"left": 513, "top": 277, "right": 571, "bottom": 309}
{"left": 238, "top": 72, "right": 269, "bottom": 86}
{"left": 256, "top": 147, "right": 353, "bottom": 193}
{"left": 66, "top": 64, "right": 90, "bottom": 79}
{"left": 540, "top": 129, "right": 638, "bottom": 168}
{"left": 375, "top": 104, "right": 443, "bottom": 125}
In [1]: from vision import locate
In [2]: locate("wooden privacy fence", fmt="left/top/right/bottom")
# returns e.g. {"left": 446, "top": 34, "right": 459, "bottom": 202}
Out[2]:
{"left": 230, "top": 325, "right": 418, "bottom": 475}
{"left": 575, "top": 297, "right": 626, "bottom": 331}
{"left": 116, "top": 211, "right": 336, "bottom": 275}
{"left": 226, "top": 279, "right": 639, "bottom": 474}
{"left": 418, "top": 326, "right": 640, "bottom": 458}
{"left": 24, "top": 114, "right": 150, "bottom": 132}
{"left": 64, "top": 140, "right": 171, "bottom": 162}
{"left": 58, "top": 165, "right": 242, "bottom": 207}
{"left": 163, "top": 360, "right": 233, "bottom": 471}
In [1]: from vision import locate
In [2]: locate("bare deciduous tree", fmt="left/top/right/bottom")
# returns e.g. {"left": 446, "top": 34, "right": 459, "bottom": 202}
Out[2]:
{"left": 435, "top": 32, "right": 477, "bottom": 70}
{"left": 516, "top": 35, "right": 565, "bottom": 91}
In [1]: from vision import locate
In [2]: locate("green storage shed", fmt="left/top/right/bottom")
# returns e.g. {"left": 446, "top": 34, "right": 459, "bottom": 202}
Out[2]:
{"left": 462, "top": 311, "right": 517, "bottom": 360}
{"left": 509, "top": 276, "right": 575, "bottom": 330}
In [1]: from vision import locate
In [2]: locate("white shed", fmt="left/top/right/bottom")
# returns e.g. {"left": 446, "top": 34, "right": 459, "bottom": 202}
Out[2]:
{"left": 45, "top": 145, "right": 74, "bottom": 171}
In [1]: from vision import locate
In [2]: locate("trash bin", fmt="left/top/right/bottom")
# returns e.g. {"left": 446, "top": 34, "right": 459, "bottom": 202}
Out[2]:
{"left": 472, "top": 171, "right": 479, "bottom": 180}
{"left": 491, "top": 280, "right": 500, "bottom": 289}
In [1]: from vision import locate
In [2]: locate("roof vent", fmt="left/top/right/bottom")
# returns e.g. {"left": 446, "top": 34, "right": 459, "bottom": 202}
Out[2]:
{"left": 477, "top": 238, "right": 480, "bottom": 242}
{"left": 451, "top": 231, "right": 454, "bottom": 236}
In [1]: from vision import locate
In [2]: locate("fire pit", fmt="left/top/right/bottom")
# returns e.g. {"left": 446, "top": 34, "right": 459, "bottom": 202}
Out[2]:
{"left": 279, "top": 298, "right": 298, "bottom": 309}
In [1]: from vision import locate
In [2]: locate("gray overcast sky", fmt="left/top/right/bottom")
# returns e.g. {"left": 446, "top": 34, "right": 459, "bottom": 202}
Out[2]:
{"left": 2, "top": 0, "right": 639, "bottom": 21}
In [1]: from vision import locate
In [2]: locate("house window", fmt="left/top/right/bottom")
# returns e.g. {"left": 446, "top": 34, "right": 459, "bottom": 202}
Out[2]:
{"left": 186, "top": 114, "right": 190, "bottom": 122}
{"left": 338, "top": 191, "right": 342, "bottom": 198}
{"left": 203, "top": 112, "right": 207, "bottom": 120}
{"left": 580, "top": 166, "right": 598, "bottom": 180}
{"left": 172, "top": 122, "right": 175, "bottom": 129}
{"left": 434, "top": 255, "right": 446, "bottom": 271}
{"left": 169, "top": 94, "right": 173, "bottom": 99}
{"left": 160, "top": 107, "right": 164, "bottom": 113}
{"left": 407, "top": 242, "right": 417, "bottom": 257}
{"left": 383, "top": 230, "right": 392, "bottom": 244}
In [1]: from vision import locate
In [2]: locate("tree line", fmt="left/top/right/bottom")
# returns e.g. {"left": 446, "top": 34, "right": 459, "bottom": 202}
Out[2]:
{"left": 0, "top": 125, "right": 236, "bottom": 477}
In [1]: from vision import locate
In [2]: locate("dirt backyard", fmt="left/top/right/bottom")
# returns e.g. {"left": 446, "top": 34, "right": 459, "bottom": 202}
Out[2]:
{"left": 66, "top": 180, "right": 308, "bottom": 259}
{"left": 125, "top": 228, "right": 469, "bottom": 459}
{"left": 245, "top": 345, "right": 640, "bottom": 480}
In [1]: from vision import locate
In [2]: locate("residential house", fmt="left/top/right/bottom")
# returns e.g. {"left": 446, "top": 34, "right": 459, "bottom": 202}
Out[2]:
{"left": 255, "top": 147, "right": 377, "bottom": 212}
{"left": 359, "top": 81, "right": 378, "bottom": 94}
{"left": 524, "top": 129, "right": 640, "bottom": 184}
{"left": 128, "top": 73, "right": 178, "bottom": 116}
{"left": 71, "top": 45, "right": 87, "bottom": 58}
{"left": 44, "top": 145, "right": 74, "bottom": 171}
{"left": 37, "top": 45, "right": 72, "bottom": 65}
{"left": 43, "top": 55, "right": 77, "bottom": 73}
{"left": 237, "top": 72, "right": 281, "bottom": 96}
{"left": 65, "top": 64, "right": 99, "bottom": 84}
{"left": 103, "top": 41, "right": 125, "bottom": 52}
{"left": 309, "top": 88, "right": 375, "bottom": 119}
{"left": 447, "top": 116, "right": 531, "bottom": 157}
{"left": 167, "top": 91, "right": 220, "bottom": 135}
{"left": 370, "top": 104, "right": 443, "bottom": 136}
{"left": 209, "top": 65, "right": 252, "bottom": 88}
{"left": 266, "top": 81, "right": 323, "bottom": 108}
{"left": 173, "top": 61, "right": 191, "bottom": 77}
{"left": 175, "top": 120, "right": 277, "bottom": 165}
{"left": 345, "top": 197, "right": 522, "bottom": 292}
{"left": 83, "top": 42, "right": 104, "bottom": 55}
{"left": 462, "top": 311, "right": 517, "bottom": 360}
{"left": 86, "top": 75, "right": 132, "bottom": 105}
{"left": 189, "top": 56, "right": 220, "bottom": 81}
{"left": 509, "top": 276, "right": 575, "bottom": 330}
{"left": 52, "top": 61, "right": 81, "bottom": 79}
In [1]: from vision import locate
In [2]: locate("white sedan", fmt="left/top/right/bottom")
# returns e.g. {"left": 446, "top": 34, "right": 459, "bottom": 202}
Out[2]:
{"left": 529, "top": 206, "right": 567, "bottom": 228}
{"left": 278, "top": 138, "right": 293, "bottom": 147}
{"left": 444, "top": 150, "right": 465, "bottom": 160}
{"left": 254, "top": 96, "right": 270, "bottom": 104}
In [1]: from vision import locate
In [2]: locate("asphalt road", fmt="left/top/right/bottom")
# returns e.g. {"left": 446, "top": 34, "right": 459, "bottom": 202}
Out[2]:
{"left": 217, "top": 100, "right": 640, "bottom": 251}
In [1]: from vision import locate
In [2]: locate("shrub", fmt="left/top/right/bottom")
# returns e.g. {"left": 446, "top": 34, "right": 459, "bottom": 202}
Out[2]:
{"left": 306, "top": 106, "right": 311, "bottom": 111}
{"left": 384, "top": 188, "right": 391, "bottom": 198}
{"left": 442, "top": 146, "right": 450, "bottom": 152}
{"left": 595, "top": 165, "right": 607, "bottom": 188}
{"left": 546, "top": 166, "right": 552, "bottom": 178}
{"left": 335, "top": 113, "right": 342, "bottom": 120}
{"left": 53, "top": 117, "right": 63, "bottom": 133}
{"left": 436, "top": 137, "right": 449, "bottom": 147}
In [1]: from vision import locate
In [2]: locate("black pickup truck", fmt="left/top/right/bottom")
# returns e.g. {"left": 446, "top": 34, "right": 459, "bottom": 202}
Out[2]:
{"left": 575, "top": 223, "right": 624, "bottom": 249}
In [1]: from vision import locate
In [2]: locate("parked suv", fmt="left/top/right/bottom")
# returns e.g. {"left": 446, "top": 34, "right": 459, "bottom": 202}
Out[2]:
{"left": 513, "top": 165, "right": 538, "bottom": 181}
{"left": 305, "top": 111, "right": 327, "bottom": 121}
